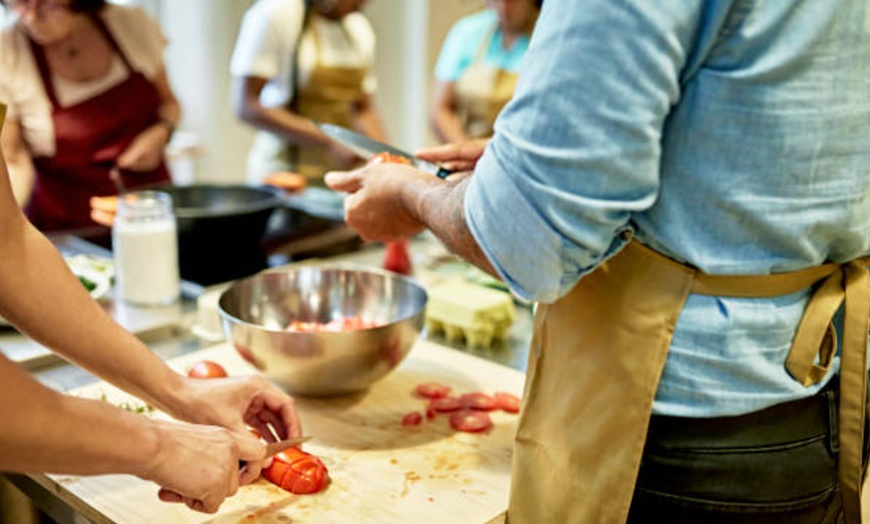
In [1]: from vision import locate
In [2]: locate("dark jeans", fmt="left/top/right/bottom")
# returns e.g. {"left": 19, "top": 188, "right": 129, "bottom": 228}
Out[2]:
{"left": 627, "top": 384, "right": 844, "bottom": 523}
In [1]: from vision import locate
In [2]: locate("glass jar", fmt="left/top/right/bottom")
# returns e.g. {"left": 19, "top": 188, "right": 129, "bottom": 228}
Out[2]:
{"left": 112, "top": 191, "right": 180, "bottom": 306}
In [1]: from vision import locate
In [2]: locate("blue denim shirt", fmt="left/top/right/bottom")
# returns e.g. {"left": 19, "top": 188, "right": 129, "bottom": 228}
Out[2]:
{"left": 465, "top": 0, "right": 870, "bottom": 416}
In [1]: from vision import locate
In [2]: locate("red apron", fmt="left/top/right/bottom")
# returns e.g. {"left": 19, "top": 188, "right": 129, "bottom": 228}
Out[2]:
{"left": 25, "top": 13, "right": 170, "bottom": 232}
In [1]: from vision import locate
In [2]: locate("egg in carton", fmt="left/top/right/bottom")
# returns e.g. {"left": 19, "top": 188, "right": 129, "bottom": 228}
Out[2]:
{"left": 425, "top": 279, "right": 516, "bottom": 349}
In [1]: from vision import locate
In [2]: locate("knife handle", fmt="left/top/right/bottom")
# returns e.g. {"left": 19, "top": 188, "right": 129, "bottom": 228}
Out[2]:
{"left": 435, "top": 167, "right": 453, "bottom": 180}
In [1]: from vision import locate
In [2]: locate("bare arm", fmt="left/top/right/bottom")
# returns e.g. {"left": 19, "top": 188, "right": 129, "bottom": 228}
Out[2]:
{"left": 0, "top": 117, "right": 35, "bottom": 206}
{"left": 116, "top": 67, "right": 182, "bottom": 172}
{"left": 430, "top": 80, "right": 470, "bottom": 144}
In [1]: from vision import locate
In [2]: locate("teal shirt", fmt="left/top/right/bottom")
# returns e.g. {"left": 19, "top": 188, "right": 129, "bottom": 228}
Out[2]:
{"left": 434, "top": 9, "right": 531, "bottom": 82}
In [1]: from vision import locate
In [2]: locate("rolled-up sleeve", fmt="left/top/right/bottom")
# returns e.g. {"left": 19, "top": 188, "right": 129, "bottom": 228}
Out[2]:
{"left": 465, "top": 0, "right": 713, "bottom": 303}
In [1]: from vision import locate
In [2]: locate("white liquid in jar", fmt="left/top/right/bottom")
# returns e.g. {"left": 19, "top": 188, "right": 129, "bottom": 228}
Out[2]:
{"left": 112, "top": 192, "right": 180, "bottom": 306}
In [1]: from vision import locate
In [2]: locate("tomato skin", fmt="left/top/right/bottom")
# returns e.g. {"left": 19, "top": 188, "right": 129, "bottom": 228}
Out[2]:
{"left": 262, "top": 448, "right": 329, "bottom": 495}
{"left": 449, "top": 409, "right": 493, "bottom": 433}
{"left": 415, "top": 382, "right": 453, "bottom": 399}
{"left": 285, "top": 316, "right": 381, "bottom": 332}
{"left": 383, "top": 239, "right": 413, "bottom": 276}
{"left": 493, "top": 392, "right": 521, "bottom": 413}
{"left": 187, "top": 360, "right": 228, "bottom": 379}
{"left": 367, "top": 152, "right": 412, "bottom": 166}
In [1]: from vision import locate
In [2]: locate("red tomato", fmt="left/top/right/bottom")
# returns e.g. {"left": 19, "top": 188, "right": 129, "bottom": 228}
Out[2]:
{"left": 402, "top": 412, "right": 424, "bottom": 426}
{"left": 384, "top": 240, "right": 412, "bottom": 276}
{"left": 285, "top": 316, "right": 382, "bottom": 333}
{"left": 415, "top": 382, "right": 453, "bottom": 399}
{"left": 429, "top": 396, "right": 463, "bottom": 413}
{"left": 459, "top": 392, "right": 497, "bottom": 411}
{"left": 449, "top": 409, "right": 493, "bottom": 433}
{"left": 367, "top": 152, "right": 412, "bottom": 166}
{"left": 262, "top": 447, "right": 330, "bottom": 495}
{"left": 187, "top": 360, "right": 228, "bottom": 379}
{"left": 493, "top": 392, "right": 521, "bottom": 413}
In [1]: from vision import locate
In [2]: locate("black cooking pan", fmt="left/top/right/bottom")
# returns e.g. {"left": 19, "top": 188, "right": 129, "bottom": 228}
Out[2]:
{"left": 144, "top": 183, "right": 284, "bottom": 285}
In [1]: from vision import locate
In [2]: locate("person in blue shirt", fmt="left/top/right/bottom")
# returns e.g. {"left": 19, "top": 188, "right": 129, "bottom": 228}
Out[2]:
{"left": 327, "top": 1, "right": 870, "bottom": 522}
{"left": 430, "top": 0, "right": 540, "bottom": 143}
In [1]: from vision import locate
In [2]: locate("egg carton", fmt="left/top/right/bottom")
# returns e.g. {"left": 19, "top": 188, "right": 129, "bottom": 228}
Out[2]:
{"left": 425, "top": 279, "right": 516, "bottom": 349}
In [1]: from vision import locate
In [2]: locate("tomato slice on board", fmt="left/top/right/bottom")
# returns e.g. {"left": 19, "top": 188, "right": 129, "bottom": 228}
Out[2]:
{"left": 186, "top": 360, "right": 228, "bottom": 379}
{"left": 402, "top": 412, "right": 424, "bottom": 426}
{"left": 493, "top": 392, "right": 521, "bottom": 413}
{"left": 428, "top": 397, "right": 463, "bottom": 413}
{"left": 261, "top": 448, "right": 330, "bottom": 495}
{"left": 415, "top": 382, "right": 453, "bottom": 399}
{"left": 459, "top": 392, "right": 497, "bottom": 411}
{"left": 449, "top": 410, "right": 493, "bottom": 433}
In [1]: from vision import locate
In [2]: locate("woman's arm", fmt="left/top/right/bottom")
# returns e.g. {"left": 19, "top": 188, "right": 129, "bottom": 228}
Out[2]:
{"left": 430, "top": 80, "right": 470, "bottom": 144}
{"left": 116, "top": 67, "right": 181, "bottom": 172}
{"left": 0, "top": 117, "right": 35, "bottom": 207}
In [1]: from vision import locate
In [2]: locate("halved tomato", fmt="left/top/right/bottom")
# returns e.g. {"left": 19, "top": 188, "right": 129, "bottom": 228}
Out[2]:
{"left": 493, "top": 392, "right": 521, "bottom": 413}
{"left": 367, "top": 152, "right": 412, "bottom": 166}
{"left": 262, "top": 447, "right": 330, "bottom": 495}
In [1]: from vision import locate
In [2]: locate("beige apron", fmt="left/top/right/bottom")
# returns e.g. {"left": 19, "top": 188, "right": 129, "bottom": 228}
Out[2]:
{"left": 454, "top": 24, "right": 520, "bottom": 139}
{"left": 290, "top": 14, "right": 367, "bottom": 182}
{"left": 509, "top": 239, "right": 870, "bottom": 524}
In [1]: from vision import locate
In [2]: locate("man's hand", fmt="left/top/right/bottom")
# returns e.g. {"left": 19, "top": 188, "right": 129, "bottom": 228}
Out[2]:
{"left": 415, "top": 139, "right": 490, "bottom": 173}
{"left": 325, "top": 162, "right": 430, "bottom": 242}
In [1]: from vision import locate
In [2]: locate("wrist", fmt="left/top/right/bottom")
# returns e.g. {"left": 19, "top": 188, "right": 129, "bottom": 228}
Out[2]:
{"left": 156, "top": 118, "right": 176, "bottom": 144}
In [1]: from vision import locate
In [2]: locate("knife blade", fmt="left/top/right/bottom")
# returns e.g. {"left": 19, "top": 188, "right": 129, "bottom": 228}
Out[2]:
{"left": 239, "top": 435, "right": 312, "bottom": 469}
{"left": 318, "top": 123, "right": 453, "bottom": 179}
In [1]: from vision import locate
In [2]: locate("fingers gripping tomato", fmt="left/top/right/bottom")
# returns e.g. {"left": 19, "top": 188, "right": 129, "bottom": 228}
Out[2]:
{"left": 262, "top": 447, "right": 330, "bottom": 495}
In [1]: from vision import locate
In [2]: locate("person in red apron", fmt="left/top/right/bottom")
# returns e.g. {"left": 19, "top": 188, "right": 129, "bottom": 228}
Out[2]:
{"left": 326, "top": 1, "right": 870, "bottom": 522}
{"left": 0, "top": 0, "right": 177, "bottom": 240}
{"left": 0, "top": 102, "right": 305, "bottom": 514}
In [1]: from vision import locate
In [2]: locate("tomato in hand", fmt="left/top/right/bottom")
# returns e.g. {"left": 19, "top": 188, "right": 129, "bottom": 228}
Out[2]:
{"left": 262, "top": 447, "right": 330, "bottom": 495}
{"left": 367, "top": 152, "right": 412, "bottom": 166}
{"left": 186, "top": 360, "right": 228, "bottom": 379}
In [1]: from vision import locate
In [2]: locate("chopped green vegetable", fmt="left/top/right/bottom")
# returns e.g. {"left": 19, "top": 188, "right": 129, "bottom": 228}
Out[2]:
{"left": 78, "top": 275, "right": 97, "bottom": 292}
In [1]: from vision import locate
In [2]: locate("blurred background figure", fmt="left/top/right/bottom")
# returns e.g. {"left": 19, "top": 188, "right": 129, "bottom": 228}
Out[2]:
{"left": 430, "top": 0, "right": 541, "bottom": 143}
{"left": 0, "top": 0, "right": 179, "bottom": 242}
{"left": 231, "top": 0, "right": 388, "bottom": 186}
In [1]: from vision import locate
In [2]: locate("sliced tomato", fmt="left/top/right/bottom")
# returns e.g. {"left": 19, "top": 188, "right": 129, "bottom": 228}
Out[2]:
{"left": 367, "top": 152, "right": 412, "bottom": 166}
{"left": 493, "top": 392, "right": 521, "bottom": 413}
{"left": 402, "top": 411, "right": 424, "bottom": 426}
{"left": 262, "top": 447, "right": 329, "bottom": 495}
{"left": 428, "top": 396, "right": 463, "bottom": 413}
{"left": 449, "top": 409, "right": 493, "bottom": 433}
{"left": 285, "top": 316, "right": 382, "bottom": 333}
{"left": 459, "top": 392, "right": 497, "bottom": 411}
{"left": 186, "top": 360, "right": 228, "bottom": 379}
{"left": 415, "top": 382, "right": 453, "bottom": 399}
{"left": 425, "top": 406, "right": 437, "bottom": 419}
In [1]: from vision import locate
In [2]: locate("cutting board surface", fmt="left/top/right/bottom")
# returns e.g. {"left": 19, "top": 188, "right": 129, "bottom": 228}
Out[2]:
{"left": 50, "top": 339, "right": 524, "bottom": 523}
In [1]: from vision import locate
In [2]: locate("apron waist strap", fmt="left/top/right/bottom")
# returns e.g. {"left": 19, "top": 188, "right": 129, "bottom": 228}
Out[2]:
{"left": 627, "top": 240, "right": 870, "bottom": 523}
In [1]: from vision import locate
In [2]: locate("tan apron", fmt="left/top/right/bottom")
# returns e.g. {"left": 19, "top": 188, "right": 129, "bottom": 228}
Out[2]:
{"left": 509, "top": 239, "right": 870, "bottom": 524}
{"left": 454, "top": 24, "right": 520, "bottom": 139}
{"left": 290, "top": 13, "right": 367, "bottom": 182}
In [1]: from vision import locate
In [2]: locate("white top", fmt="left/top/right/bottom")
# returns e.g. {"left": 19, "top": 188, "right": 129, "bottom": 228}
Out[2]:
{"left": 0, "top": 4, "right": 167, "bottom": 157}
{"left": 230, "top": 0, "right": 377, "bottom": 109}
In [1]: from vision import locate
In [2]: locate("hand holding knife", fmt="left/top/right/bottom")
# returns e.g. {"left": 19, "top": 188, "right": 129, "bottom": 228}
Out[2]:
{"left": 317, "top": 123, "right": 453, "bottom": 179}
{"left": 239, "top": 435, "right": 312, "bottom": 469}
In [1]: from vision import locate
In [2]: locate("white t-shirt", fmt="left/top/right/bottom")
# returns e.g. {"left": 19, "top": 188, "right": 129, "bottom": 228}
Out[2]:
{"left": 230, "top": 0, "right": 377, "bottom": 109}
{"left": 0, "top": 5, "right": 167, "bottom": 157}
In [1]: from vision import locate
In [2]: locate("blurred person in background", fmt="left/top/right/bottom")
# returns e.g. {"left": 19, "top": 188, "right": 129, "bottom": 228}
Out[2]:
{"left": 231, "top": 0, "right": 387, "bottom": 187}
{"left": 430, "top": 0, "right": 541, "bottom": 143}
{"left": 0, "top": 0, "right": 178, "bottom": 242}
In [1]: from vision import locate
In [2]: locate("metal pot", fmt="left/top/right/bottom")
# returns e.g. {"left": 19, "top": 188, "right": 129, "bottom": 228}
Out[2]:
{"left": 145, "top": 183, "right": 283, "bottom": 286}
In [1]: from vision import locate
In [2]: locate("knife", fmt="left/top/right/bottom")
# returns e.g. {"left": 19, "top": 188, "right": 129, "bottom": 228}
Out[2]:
{"left": 318, "top": 123, "right": 453, "bottom": 179}
{"left": 239, "top": 435, "right": 312, "bottom": 469}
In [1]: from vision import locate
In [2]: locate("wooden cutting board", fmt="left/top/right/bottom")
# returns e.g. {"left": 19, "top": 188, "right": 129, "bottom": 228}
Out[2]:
{"left": 43, "top": 339, "right": 525, "bottom": 523}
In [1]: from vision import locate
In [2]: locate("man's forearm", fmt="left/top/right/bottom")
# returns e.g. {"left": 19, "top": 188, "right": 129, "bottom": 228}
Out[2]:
{"left": 408, "top": 174, "right": 498, "bottom": 278}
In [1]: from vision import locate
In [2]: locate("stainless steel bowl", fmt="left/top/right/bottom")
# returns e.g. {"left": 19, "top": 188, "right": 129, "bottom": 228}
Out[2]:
{"left": 218, "top": 265, "right": 428, "bottom": 396}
